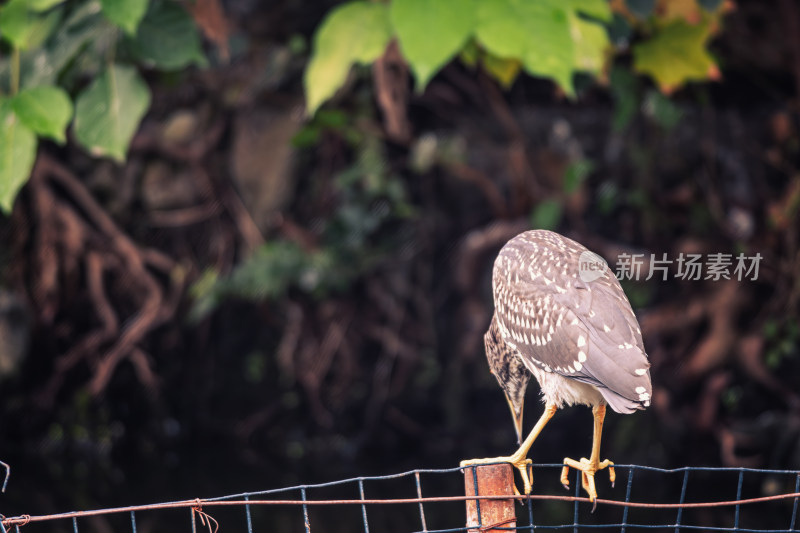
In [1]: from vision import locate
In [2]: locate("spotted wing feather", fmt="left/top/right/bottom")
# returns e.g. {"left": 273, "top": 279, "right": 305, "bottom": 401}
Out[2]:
{"left": 492, "top": 230, "right": 652, "bottom": 414}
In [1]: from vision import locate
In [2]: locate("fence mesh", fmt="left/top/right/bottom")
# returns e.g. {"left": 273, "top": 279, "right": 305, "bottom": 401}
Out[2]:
{"left": 2, "top": 464, "right": 798, "bottom": 533}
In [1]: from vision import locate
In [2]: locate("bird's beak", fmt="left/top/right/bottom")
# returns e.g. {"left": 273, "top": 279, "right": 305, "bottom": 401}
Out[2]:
{"left": 504, "top": 392, "right": 524, "bottom": 446}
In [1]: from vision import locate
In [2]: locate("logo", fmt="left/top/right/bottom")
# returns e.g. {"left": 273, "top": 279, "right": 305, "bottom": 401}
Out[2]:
{"left": 578, "top": 251, "right": 607, "bottom": 282}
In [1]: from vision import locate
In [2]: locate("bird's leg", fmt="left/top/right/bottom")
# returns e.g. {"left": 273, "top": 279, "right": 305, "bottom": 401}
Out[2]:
{"left": 560, "top": 404, "right": 615, "bottom": 510}
{"left": 461, "top": 403, "right": 557, "bottom": 495}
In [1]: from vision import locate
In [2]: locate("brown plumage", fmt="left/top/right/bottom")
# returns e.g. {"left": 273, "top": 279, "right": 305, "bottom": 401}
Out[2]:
{"left": 464, "top": 229, "right": 652, "bottom": 506}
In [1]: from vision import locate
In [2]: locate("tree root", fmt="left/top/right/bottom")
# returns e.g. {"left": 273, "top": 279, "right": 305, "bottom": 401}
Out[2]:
{"left": 27, "top": 154, "right": 182, "bottom": 406}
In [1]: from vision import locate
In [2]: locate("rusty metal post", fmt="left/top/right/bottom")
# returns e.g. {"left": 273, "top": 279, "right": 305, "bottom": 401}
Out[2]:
{"left": 463, "top": 464, "right": 517, "bottom": 532}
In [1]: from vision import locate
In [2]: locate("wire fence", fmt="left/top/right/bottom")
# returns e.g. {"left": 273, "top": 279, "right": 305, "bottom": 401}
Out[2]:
{"left": 1, "top": 464, "right": 799, "bottom": 533}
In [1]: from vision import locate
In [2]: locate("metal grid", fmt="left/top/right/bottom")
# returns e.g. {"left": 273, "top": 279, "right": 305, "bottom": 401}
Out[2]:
{"left": 2, "top": 464, "right": 799, "bottom": 533}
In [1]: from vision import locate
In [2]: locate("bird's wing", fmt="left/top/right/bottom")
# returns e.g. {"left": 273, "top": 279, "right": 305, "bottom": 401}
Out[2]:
{"left": 493, "top": 254, "right": 651, "bottom": 412}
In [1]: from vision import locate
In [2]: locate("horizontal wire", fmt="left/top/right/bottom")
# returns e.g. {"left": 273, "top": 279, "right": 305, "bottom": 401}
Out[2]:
{"left": 205, "top": 466, "right": 467, "bottom": 501}
{"left": 4, "top": 491, "right": 800, "bottom": 527}
{"left": 4, "top": 465, "right": 799, "bottom": 528}
{"left": 205, "top": 464, "right": 800, "bottom": 502}
{"left": 414, "top": 525, "right": 800, "bottom": 533}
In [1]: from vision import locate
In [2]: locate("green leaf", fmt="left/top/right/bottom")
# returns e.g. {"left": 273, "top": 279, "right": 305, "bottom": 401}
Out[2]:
{"left": 597, "top": 180, "right": 618, "bottom": 214}
{"left": 459, "top": 39, "right": 480, "bottom": 68}
{"left": 73, "top": 64, "right": 151, "bottom": 162}
{"left": 291, "top": 125, "right": 321, "bottom": 148}
{"left": 569, "top": 0, "right": 612, "bottom": 21}
{"left": 0, "top": 0, "right": 61, "bottom": 50}
{"left": 609, "top": 65, "right": 638, "bottom": 131}
{"left": 563, "top": 159, "right": 595, "bottom": 193}
{"left": 518, "top": 3, "right": 575, "bottom": 95}
{"left": 100, "top": 0, "right": 148, "bottom": 35}
{"left": 11, "top": 85, "right": 73, "bottom": 144}
{"left": 633, "top": 18, "right": 719, "bottom": 93}
{"left": 476, "top": 0, "right": 610, "bottom": 96}
{"left": 11, "top": 2, "right": 113, "bottom": 89}
{"left": 126, "top": 0, "right": 205, "bottom": 70}
{"left": 0, "top": 99, "right": 37, "bottom": 214}
{"left": 642, "top": 89, "right": 683, "bottom": 129}
{"left": 304, "top": 1, "right": 391, "bottom": 115}
{"left": 390, "top": 0, "right": 474, "bottom": 90}
{"left": 482, "top": 53, "right": 521, "bottom": 89}
{"left": 659, "top": 0, "right": 704, "bottom": 23}
{"left": 530, "top": 199, "right": 563, "bottom": 230}
{"left": 27, "top": 0, "right": 66, "bottom": 11}
{"left": 475, "top": 0, "right": 531, "bottom": 61}
{"left": 570, "top": 13, "right": 609, "bottom": 75}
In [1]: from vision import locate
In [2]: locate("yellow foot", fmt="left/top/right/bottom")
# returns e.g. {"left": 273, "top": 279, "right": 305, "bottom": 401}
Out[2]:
{"left": 460, "top": 456, "right": 533, "bottom": 495}
{"left": 560, "top": 457, "right": 615, "bottom": 509}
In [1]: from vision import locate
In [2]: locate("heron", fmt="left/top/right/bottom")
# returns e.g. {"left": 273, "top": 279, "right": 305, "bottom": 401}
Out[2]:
{"left": 461, "top": 230, "right": 652, "bottom": 506}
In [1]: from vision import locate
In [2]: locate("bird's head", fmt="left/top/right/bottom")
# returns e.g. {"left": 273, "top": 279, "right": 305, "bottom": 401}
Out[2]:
{"left": 485, "top": 316, "right": 530, "bottom": 445}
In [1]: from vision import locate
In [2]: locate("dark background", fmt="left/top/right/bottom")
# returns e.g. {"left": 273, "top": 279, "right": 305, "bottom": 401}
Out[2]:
{"left": 0, "top": 0, "right": 799, "bottom": 531}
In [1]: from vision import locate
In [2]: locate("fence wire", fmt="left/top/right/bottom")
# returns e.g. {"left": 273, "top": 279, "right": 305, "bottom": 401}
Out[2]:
{"left": 1, "top": 464, "right": 799, "bottom": 533}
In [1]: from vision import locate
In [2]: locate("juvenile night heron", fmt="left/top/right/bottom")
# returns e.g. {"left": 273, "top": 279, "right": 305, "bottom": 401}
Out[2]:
{"left": 461, "top": 230, "right": 652, "bottom": 505}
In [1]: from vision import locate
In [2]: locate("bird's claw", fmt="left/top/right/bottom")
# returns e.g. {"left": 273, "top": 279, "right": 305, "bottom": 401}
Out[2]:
{"left": 514, "top": 457, "right": 533, "bottom": 496}
{"left": 460, "top": 456, "right": 533, "bottom": 497}
{"left": 560, "top": 457, "right": 615, "bottom": 511}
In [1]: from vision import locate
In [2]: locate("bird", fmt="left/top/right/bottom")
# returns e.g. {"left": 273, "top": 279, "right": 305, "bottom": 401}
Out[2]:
{"left": 461, "top": 229, "right": 652, "bottom": 506}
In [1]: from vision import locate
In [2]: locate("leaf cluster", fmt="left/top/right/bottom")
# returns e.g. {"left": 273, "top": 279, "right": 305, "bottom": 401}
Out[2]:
{"left": 304, "top": 0, "right": 729, "bottom": 115}
{"left": 0, "top": 0, "right": 205, "bottom": 213}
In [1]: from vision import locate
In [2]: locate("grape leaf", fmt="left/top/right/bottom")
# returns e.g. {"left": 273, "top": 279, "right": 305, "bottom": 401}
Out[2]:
{"left": 100, "top": 0, "right": 148, "bottom": 35}
{"left": 570, "top": 13, "right": 610, "bottom": 75}
{"left": 609, "top": 65, "right": 638, "bottom": 131}
{"left": 73, "top": 64, "right": 151, "bottom": 162}
{"left": 482, "top": 53, "right": 521, "bottom": 89}
{"left": 475, "top": 0, "right": 610, "bottom": 96}
{"left": 633, "top": 18, "right": 719, "bottom": 93}
{"left": 477, "top": 0, "right": 573, "bottom": 94}
{"left": 657, "top": 0, "right": 702, "bottom": 23}
{"left": 126, "top": 0, "right": 206, "bottom": 70}
{"left": 390, "top": 0, "right": 474, "bottom": 90}
{"left": 459, "top": 39, "right": 480, "bottom": 68}
{"left": 0, "top": 0, "right": 61, "bottom": 50}
{"left": 531, "top": 199, "right": 563, "bottom": 230}
{"left": 563, "top": 159, "right": 595, "bottom": 194}
{"left": 304, "top": 1, "right": 391, "bottom": 115}
{"left": 11, "top": 85, "right": 73, "bottom": 144}
{"left": 474, "top": 0, "right": 528, "bottom": 59}
{"left": 27, "top": 0, "right": 65, "bottom": 11}
{"left": 569, "top": 0, "right": 613, "bottom": 21}
{"left": 0, "top": 99, "right": 37, "bottom": 214}
{"left": 16, "top": 2, "right": 112, "bottom": 89}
